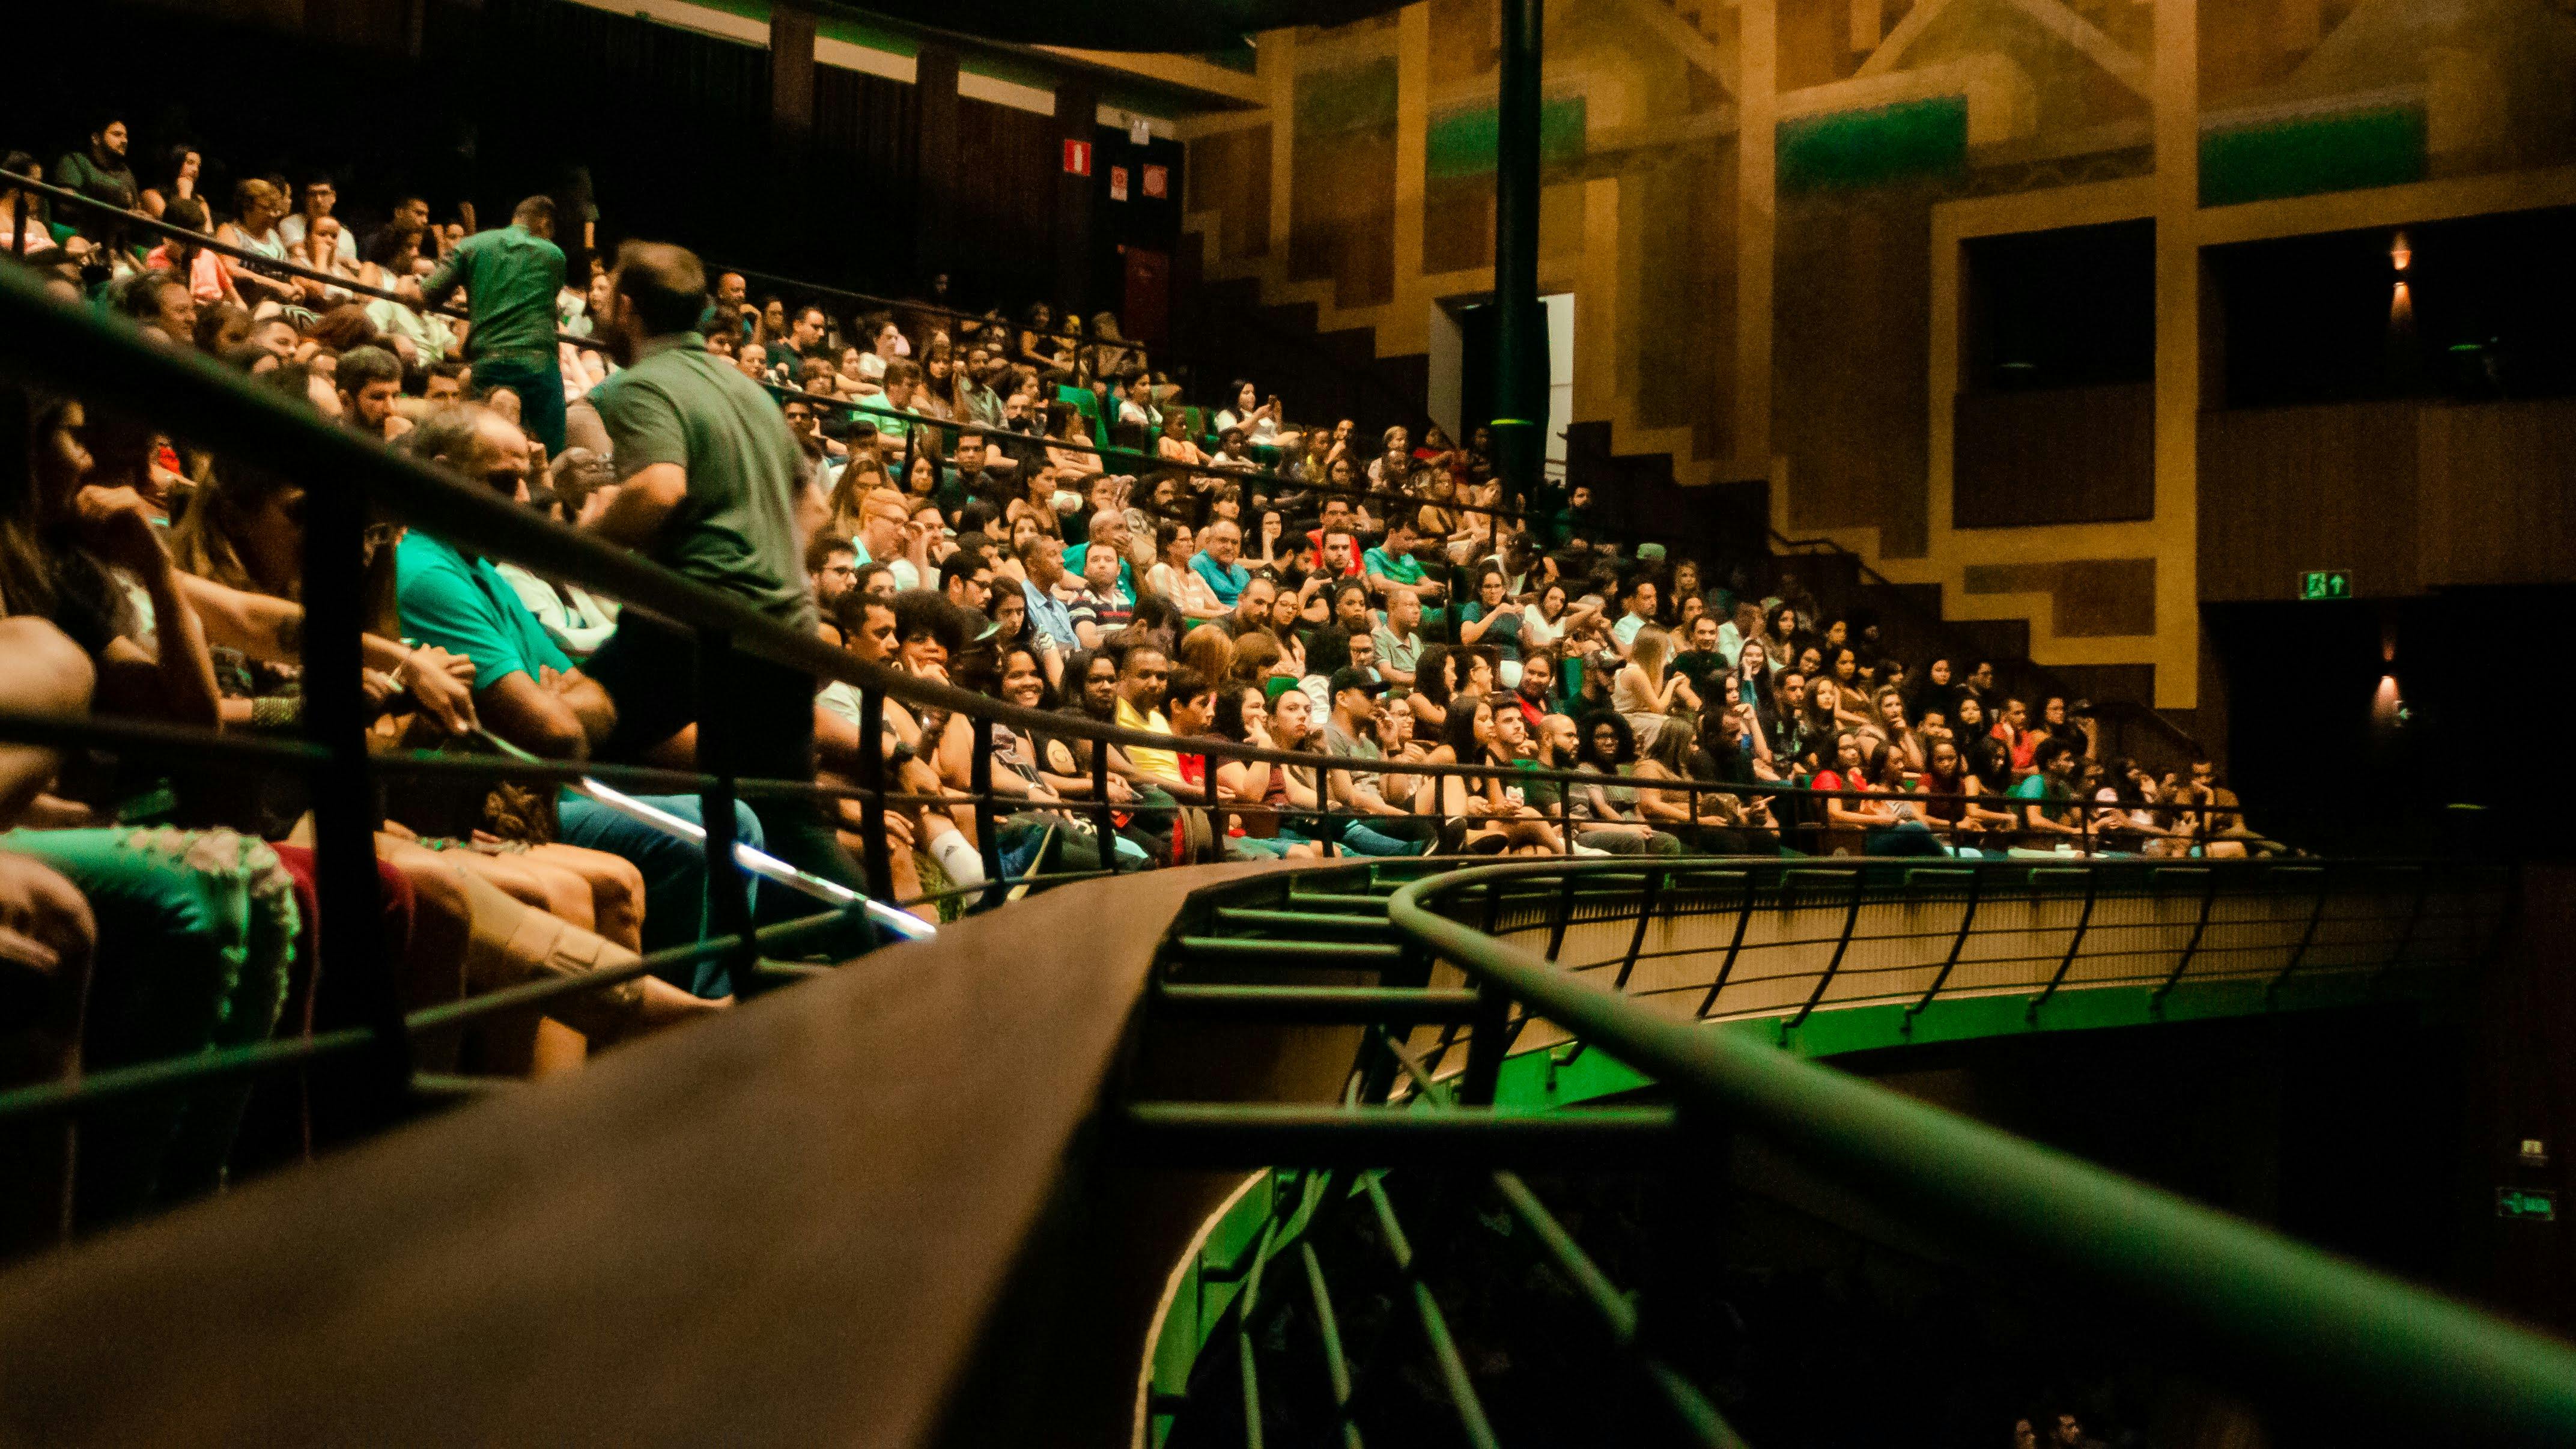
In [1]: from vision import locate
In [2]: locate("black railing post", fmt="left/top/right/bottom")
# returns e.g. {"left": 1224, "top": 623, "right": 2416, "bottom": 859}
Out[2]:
{"left": 1905, "top": 864, "right": 1984, "bottom": 1028}
{"left": 696, "top": 628, "right": 760, "bottom": 995}
{"left": 968, "top": 716, "right": 1003, "bottom": 902}
{"left": 2028, "top": 866, "right": 2100, "bottom": 1021}
{"left": 1614, "top": 864, "right": 1662, "bottom": 991}
{"left": 1195, "top": 750, "right": 1217, "bottom": 860}
{"left": 857, "top": 683, "right": 895, "bottom": 900}
{"left": 1092, "top": 736, "right": 1120, "bottom": 874}
{"left": 300, "top": 473, "right": 400, "bottom": 1120}
{"left": 1694, "top": 866, "right": 1765, "bottom": 1018}
{"left": 2152, "top": 866, "right": 2222, "bottom": 1013}
{"left": 1785, "top": 866, "right": 1868, "bottom": 1034}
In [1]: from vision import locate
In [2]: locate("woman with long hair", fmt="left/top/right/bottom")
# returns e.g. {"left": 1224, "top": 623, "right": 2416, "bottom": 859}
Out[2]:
{"left": 1520, "top": 579, "right": 1575, "bottom": 655}
{"left": 1613, "top": 624, "right": 1699, "bottom": 750}
{"left": 1146, "top": 518, "right": 1203, "bottom": 613}
{"left": 1910, "top": 656, "right": 1957, "bottom": 724}
{"left": 1019, "top": 302, "right": 1065, "bottom": 372}
{"left": 139, "top": 144, "right": 201, "bottom": 219}
{"left": 1406, "top": 643, "right": 1457, "bottom": 733}
{"left": 1567, "top": 711, "right": 1670, "bottom": 849}
{"left": 1802, "top": 675, "right": 1847, "bottom": 758}
{"left": 1043, "top": 401, "right": 1103, "bottom": 480}
{"left": 1414, "top": 695, "right": 1551, "bottom": 854}
{"left": 1951, "top": 695, "right": 2014, "bottom": 794}
{"left": 1870, "top": 686, "right": 1925, "bottom": 771}
{"left": 1633, "top": 717, "right": 1769, "bottom": 854}
{"left": 147, "top": 196, "right": 238, "bottom": 309}
{"left": 1914, "top": 735, "right": 2015, "bottom": 840}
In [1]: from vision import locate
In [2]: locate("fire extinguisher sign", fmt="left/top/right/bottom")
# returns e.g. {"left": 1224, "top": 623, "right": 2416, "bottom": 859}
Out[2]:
{"left": 1063, "top": 139, "right": 1092, "bottom": 176}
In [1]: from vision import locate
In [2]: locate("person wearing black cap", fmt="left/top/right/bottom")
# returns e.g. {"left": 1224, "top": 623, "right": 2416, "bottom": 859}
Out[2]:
{"left": 1317, "top": 667, "right": 1441, "bottom": 855}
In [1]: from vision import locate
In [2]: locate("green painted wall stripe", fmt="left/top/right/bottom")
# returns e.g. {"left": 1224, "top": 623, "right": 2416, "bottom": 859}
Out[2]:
{"left": 1295, "top": 57, "right": 1400, "bottom": 136}
{"left": 1776, "top": 94, "right": 1967, "bottom": 193}
{"left": 2200, "top": 104, "right": 2426, "bottom": 208}
{"left": 1424, "top": 96, "right": 1588, "bottom": 179}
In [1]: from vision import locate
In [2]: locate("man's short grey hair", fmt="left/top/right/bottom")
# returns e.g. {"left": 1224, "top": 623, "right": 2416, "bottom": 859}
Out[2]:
{"left": 401, "top": 406, "right": 495, "bottom": 471}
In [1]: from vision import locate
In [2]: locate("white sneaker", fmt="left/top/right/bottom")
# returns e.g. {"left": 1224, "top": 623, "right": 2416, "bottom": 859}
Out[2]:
{"left": 1572, "top": 842, "right": 1612, "bottom": 856}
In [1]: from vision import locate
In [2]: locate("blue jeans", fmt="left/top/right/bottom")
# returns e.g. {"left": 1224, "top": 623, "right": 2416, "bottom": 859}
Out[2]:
{"left": 558, "top": 793, "right": 763, "bottom": 997}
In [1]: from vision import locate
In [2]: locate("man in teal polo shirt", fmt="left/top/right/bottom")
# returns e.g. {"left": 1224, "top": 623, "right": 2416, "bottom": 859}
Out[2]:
{"left": 422, "top": 195, "right": 568, "bottom": 454}
{"left": 396, "top": 406, "right": 765, "bottom": 985}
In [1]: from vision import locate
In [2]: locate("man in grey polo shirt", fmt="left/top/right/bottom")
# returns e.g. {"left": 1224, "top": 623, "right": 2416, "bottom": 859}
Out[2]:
{"left": 580, "top": 239, "right": 865, "bottom": 908}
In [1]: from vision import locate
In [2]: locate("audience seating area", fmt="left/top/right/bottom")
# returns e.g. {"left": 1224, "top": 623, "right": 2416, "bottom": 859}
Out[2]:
{"left": 0, "top": 117, "right": 2278, "bottom": 1260}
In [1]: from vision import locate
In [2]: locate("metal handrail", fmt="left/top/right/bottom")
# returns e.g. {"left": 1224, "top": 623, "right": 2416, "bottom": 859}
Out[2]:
{"left": 1381, "top": 860, "right": 2576, "bottom": 1446}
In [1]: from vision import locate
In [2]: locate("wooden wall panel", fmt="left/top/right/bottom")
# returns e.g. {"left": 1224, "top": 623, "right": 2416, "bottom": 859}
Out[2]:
{"left": 1964, "top": 559, "right": 2158, "bottom": 637}
{"left": 2417, "top": 400, "right": 2576, "bottom": 588}
{"left": 953, "top": 96, "right": 1061, "bottom": 305}
{"left": 1186, "top": 125, "right": 1272, "bottom": 263}
{"left": 1630, "top": 150, "right": 1738, "bottom": 464}
{"left": 1773, "top": 190, "right": 1935, "bottom": 556}
{"left": 1953, "top": 384, "right": 2154, "bottom": 528}
{"left": 1289, "top": 59, "right": 1399, "bottom": 308}
{"left": 2196, "top": 402, "right": 2421, "bottom": 601}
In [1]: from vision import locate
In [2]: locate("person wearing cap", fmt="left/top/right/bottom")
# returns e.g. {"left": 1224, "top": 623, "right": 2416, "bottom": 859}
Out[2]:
{"left": 1317, "top": 667, "right": 1441, "bottom": 855}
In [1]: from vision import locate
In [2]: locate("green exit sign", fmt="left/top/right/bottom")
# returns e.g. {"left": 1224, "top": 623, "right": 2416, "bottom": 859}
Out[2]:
{"left": 2300, "top": 570, "right": 2354, "bottom": 600}
{"left": 2497, "top": 1188, "right": 2556, "bottom": 1221}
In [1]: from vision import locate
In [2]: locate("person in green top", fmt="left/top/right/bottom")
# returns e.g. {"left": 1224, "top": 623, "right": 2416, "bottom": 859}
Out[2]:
{"left": 422, "top": 195, "right": 568, "bottom": 453}
{"left": 53, "top": 117, "right": 137, "bottom": 246}
{"left": 2008, "top": 737, "right": 2086, "bottom": 846}
{"left": 578, "top": 239, "right": 869, "bottom": 916}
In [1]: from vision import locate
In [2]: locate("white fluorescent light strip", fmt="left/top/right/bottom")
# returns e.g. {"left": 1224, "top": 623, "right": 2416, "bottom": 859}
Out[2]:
{"left": 571, "top": 776, "right": 938, "bottom": 941}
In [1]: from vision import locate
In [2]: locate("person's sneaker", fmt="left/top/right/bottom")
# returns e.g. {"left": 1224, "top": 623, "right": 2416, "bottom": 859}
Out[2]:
{"left": 1572, "top": 842, "right": 1613, "bottom": 857}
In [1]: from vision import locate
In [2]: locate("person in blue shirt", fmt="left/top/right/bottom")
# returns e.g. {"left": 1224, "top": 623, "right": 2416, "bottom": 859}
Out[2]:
{"left": 1188, "top": 517, "right": 1250, "bottom": 610}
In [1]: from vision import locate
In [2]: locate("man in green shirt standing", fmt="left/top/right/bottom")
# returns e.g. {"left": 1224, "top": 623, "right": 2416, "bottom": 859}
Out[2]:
{"left": 422, "top": 195, "right": 567, "bottom": 454}
{"left": 579, "top": 239, "right": 866, "bottom": 913}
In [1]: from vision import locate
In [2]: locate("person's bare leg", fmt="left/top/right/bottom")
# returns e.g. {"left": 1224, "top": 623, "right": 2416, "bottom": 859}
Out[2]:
{"left": 374, "top": 837, "right": 473, "bottom": 1075}
{"left": 530, "top": 1019, "right": 589, "bottom": 1075}
{"left": 443, "top": 852, "right": 589, "bottom": 931}
{"left": 377, "top": 840, "right": 536, "bottom": 1074}
{"left": 520, "top": 843, "right": 645, "bottom": 951}
{"left": 0, "top": 620, "right": 96, "bottom": 828}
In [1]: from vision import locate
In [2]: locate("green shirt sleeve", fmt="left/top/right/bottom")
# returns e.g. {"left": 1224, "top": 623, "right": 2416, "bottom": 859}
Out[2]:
{"left": 398, "top": 554, "right": 563, "bottom": 690}
{"left": 593, "top": 374, "right": 690, "bottom": 480}
{"left": 420, "top": 233, "right": 472, "bottom": 308}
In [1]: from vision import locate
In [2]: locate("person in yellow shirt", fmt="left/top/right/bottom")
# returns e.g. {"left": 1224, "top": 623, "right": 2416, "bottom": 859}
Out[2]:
{"left": 1111, "top": 643, "right": 1182, "bottom": 785}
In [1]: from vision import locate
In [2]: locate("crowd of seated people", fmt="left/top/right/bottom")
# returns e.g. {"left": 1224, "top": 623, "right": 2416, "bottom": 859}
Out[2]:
{"left": 0, "top": 117, "right": 2264, "bottom": 1247}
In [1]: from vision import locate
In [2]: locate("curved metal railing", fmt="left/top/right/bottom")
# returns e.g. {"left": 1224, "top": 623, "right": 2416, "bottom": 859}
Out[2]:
{"left": 1123, "top": 858, "right": 2558, "bottom": 1448}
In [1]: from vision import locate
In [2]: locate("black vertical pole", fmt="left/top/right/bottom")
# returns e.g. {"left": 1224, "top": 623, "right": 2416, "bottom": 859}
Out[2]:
{"left": 696, "top": 630, "right": 759, "bottom": 996}
{"left": 1492, "top": 0, "right": 1546, "bottom": 512}
{"left": 300, "top": 483, "right": 399, "bottom": 1119}
{"left": 968, "top": 716, "right": 1003, "bottom": 903}
{"left": 858, "top": 683, "right": 895, "bottom": 900}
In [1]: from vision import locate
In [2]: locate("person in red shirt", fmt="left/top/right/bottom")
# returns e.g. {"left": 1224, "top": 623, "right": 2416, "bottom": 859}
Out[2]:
{"left": 1990, "top": 696, "right": 2040, "bottom": 776}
